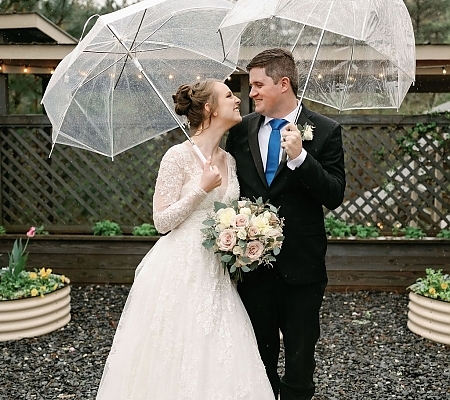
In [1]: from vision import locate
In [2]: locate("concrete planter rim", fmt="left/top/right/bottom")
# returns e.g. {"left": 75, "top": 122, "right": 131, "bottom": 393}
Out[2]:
{"left": 0, "top": 285, "right": 71, "bottom": 341}
{"left": 407, "top": 291, "right": 450, "bottom": 346}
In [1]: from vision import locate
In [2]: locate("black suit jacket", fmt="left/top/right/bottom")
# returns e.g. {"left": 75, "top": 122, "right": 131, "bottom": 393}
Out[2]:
{"left": 226, "top": 104, "right": 346, "bottom": 285}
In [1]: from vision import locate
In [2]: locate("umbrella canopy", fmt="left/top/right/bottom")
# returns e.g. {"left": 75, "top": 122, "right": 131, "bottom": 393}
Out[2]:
{"left": 219, "top": 0, "right": 416, "bottom": 111}
{"left": 42, "top": 0, "right": 239, "bottom": 159}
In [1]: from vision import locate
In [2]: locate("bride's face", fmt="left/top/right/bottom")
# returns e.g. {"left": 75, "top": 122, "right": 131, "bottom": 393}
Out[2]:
{"left": 212, "top": 82, "right": 242, "bottom": 127}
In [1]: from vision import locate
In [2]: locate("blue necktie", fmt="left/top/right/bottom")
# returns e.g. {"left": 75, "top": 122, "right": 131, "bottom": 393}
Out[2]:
{"left": 266, "top": 119, "right": 287, "bottom": 185}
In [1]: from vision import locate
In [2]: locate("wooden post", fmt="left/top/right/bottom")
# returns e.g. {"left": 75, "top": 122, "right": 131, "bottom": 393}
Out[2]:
{"left": 0, "top": 74, "right": 9, "bottom": 115}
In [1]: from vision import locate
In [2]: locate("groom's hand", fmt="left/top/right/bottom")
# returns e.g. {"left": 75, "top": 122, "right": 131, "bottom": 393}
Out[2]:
{"left": 281, "top": 122, "right": 303, "bottom": 160}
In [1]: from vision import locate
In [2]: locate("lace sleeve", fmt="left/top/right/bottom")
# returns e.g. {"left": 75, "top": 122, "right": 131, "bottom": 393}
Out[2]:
{"left": 153, "top": 146, "right": 207, "bottom": 234}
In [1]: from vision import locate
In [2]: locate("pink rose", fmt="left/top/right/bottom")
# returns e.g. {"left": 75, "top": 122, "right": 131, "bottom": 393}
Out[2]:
{"left": 232, "top": 214, "right": 249, "bottom": 228}
{"left": 269, "top": 212, "right": 280, "bottom": 225}
{"left": 245, "top": 240, "right": 265, "bottom": 262}
{"left": 217, "top": 229, "right": 237, "bottom": 252}
{"left": 247, "top": 225, "right": 260, "bottom": 239}
{"left": 27, "top": 226, "right": 36, "bottom": 238}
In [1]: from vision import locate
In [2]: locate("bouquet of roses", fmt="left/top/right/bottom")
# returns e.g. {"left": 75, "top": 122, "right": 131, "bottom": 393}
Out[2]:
{"left": 201, "top": 197, "right": 284, "bottom": 282}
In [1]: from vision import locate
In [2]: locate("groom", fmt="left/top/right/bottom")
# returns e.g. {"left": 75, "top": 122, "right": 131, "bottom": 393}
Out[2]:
{"left": 226, "top": 48, "right": 346, "bottom": 400}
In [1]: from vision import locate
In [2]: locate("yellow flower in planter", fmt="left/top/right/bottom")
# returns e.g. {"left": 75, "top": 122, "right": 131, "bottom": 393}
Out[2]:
{"left": 429, "top": 287, "right": 436, "bottom": 295}
{"left": 442, "top": 282, "right": 448, "bottom": 290}
{"left": 29, "top": 272, "right": 37, "bottom": 280}
{"left": 39, "top": 268, "right": 52, "bottom": 279}
{"left": 30, "top": 288, "right": 39, "bottom": 297}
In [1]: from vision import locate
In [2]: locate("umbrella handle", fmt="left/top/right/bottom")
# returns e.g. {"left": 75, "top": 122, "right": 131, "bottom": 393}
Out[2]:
{"left": 191, "top": 143, "right": 207, "bottom": 164}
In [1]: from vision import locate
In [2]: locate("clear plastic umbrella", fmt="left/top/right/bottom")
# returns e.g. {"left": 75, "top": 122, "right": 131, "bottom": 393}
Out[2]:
{"left": 219, "top": 0, "right": 416, "bottom": 112}
{"left": 42, "top": 0, "right": 239, "bottom": 160}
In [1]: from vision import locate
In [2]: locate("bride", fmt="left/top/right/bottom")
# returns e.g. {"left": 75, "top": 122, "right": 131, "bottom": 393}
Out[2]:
{"left": 96, "top": 79, "right": 274, "bottom": 399}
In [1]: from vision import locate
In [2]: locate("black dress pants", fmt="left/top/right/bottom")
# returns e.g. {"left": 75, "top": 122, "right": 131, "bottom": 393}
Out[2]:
{"left": 238, "top": 266, "right": 327, "bottom": 400}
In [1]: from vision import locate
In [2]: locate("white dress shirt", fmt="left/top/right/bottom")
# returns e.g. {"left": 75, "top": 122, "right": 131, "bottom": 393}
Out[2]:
{"left": 259, "top": 103, "right": 308, "bottom": 171}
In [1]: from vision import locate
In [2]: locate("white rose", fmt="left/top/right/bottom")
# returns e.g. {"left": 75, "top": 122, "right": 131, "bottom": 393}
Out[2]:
{"left": 232, "top": 245, "right": 244, "bottom": 256}
{"left": 263, "top": 211, "right": 273, "bottom": 222}
{"left": 215, "top": 223, "right": 227, "bottom": 233}
{"left": 216, "top": 207, "right": 236, "bottom": 227}
{"left": 236, "top": 228, "right": 247, "bottom": 240}
{"left": 240, "top": 207, "right": 252, "bottom": 216}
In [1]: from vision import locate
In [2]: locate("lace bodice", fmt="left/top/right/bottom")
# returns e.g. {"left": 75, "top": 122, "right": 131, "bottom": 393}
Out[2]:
{"left": 153, "top": 143, "right": 239, "bottom": 234}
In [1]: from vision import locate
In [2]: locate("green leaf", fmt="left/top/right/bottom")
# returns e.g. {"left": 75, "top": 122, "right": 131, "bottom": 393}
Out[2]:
{"left": 202, "top": 219, "right": 216, "bottom": 226}
{"left": 273, "top": 247, "right": 280, "bottom": 256}
{"left": 202, "top": 239, "right": 215, "bottom": 249}
{"left": 221, "top": 254, "right": 233, "bottom": 262}
{"left": 214, "top": 202, "right": 227, "bottom": 212}
{"left": 255, "top": 197, "right": 264, "bottom": 205}
{"left": 249, "top": 261, "right": 259, "bottom": 270}
{"left": 241, "top": 266, "right": 251, "bottom": 272}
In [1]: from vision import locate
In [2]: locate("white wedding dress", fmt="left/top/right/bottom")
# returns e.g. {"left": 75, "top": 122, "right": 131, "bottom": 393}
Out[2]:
{"left": 96, "top": 143, "right": 274, "bottom": 400}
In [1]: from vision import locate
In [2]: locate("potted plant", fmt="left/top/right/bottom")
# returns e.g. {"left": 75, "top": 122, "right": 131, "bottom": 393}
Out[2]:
{"left": 0, "top": 227, "right": 71, "bottom": 341}
{"left": 407, "top": 268, "right": 450, "bottom": 345}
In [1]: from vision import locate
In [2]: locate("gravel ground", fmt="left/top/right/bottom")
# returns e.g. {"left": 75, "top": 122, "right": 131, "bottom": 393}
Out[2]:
{"left": 1, "top": 285, "right": 449, "bottom": 400}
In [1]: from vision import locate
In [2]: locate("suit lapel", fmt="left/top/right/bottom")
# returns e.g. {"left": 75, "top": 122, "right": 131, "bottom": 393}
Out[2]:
{"left": 247, "top": 115, "right": 267, "bottom": 186}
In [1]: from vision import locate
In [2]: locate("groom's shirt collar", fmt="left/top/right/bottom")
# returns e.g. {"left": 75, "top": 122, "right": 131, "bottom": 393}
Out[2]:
{"left": 262, "top": 103, "right": 302, "bottom": 128}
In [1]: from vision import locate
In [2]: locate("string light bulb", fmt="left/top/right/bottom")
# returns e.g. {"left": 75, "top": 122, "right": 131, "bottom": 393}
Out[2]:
{"left": 23, "top": 66, "right": 28, "bottom": 73}
{"left": 443, "top": 67, "right": 447, "bottom": 75}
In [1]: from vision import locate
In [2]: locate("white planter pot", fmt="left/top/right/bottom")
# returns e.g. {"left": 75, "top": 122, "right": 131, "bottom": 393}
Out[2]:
{"left": 407, "top": 292, "right": 450, "bottom": 346}
{"left": 0, "top": 285, "right": 71, "bottom": 341}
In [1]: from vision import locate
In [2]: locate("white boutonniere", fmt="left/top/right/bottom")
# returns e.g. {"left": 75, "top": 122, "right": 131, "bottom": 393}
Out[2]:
{"left": 297, "top": 123, "right": 314, "bottom": 141}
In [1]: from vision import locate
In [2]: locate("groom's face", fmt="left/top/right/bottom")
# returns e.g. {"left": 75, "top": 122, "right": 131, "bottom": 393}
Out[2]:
{"left": 248, "top": 67, "right": 284, "bottom": 118}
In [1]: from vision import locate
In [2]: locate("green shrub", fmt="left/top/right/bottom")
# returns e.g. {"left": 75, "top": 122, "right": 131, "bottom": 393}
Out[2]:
{"left": 401, "top": 226, "right": 425, "bottom": 239}
{"left": 437, "top": 229, "right": 450, "bottom": 239}
{"left": 0, "top": 226, "right": 5, "bottom": 235}
{"left": 132, "top": 223, "right": 159, "bottom": 236}
{"left": 324, "top": 216, "right": 352, "bottom": 237}
{"left": 92, "top": 220, "right": 122, "bottom": 236}
{"left": 352, "top": 224, "right": 380, "bottom": 238}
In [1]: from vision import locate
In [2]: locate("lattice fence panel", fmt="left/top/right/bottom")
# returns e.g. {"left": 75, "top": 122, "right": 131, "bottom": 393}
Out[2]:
{"left": 1, "top": 124, "right": 185, "bottom": 231}
{"left": 1, "top": 116, "right": 449, "bottom": 233}
{"left": 327, "top": 119, "right": 450, "bottom": 232}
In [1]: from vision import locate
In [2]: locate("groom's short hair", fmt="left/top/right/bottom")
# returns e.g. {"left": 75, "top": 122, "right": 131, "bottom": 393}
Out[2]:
{"left": 246, "top": 48, "right": 299, "bottom": 95}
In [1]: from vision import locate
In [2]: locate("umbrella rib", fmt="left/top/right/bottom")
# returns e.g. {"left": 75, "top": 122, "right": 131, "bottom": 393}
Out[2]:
{"left": 113, "top": 9, "right": 148, "bottom": 92}
{"left": 129, "top": 14, "right": 175, "bottom": 53}
{"left": 75, "top": 53, "right": 128, "bottom": 90}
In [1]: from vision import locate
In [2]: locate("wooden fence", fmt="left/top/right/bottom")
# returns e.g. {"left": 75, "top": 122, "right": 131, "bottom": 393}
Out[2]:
{"left": 0, "top": 114, "right": 449, "bottom": 234}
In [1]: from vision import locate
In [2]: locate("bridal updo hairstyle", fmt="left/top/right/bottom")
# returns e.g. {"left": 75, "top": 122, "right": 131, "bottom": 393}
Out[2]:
{"left": 172, "top": 79, "right": 219, "bottom": 131}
